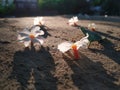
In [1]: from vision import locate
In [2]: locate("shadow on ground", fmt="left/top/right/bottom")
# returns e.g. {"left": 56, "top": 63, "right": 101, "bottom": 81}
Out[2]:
{"left": 62, "top": 51, "right": 120, "bottom": 90}
{"left": 10, "top": 45, "right": 57, "bottom": 90}
{"left": 40, "top": 25, "right": 52, "bottom": 38}
{"left": 90, "top": 38, "right": 120, "bottom": 64}
{"left": 96, "top": 31, "right": 120, "bottom": 41}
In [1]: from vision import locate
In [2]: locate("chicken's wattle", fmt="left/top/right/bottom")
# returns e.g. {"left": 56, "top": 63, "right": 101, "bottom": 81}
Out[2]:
{"left": 29, "top": 34, "right": 35, "bottom": 39}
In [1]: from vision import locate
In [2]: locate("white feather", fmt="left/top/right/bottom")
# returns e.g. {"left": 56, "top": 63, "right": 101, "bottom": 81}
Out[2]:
{"left": 58, "top": 41, "right": 73, "bottom": 53}
{"left": 58, "top": 33, "right": 89, "bottom": 53}
{"left": 75, "top": 33, "right": 89, "bottom": 49}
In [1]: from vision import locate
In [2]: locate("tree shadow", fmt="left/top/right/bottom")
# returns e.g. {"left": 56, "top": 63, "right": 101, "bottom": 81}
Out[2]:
{"left": 90, "top": 39, "right": 120, "bottom": 64}
{"left": 62, "top": 51, "right": 120, "bottom": 90}
{"left": 10, "top": 45, "right": 57, "bottom": 90}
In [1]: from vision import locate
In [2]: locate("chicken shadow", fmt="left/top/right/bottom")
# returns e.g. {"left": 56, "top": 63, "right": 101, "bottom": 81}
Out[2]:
{"left": 40, "top": 25, "right": 51, "bottom": 38}
{"left": 90, "top": 39, "right": 120, "bottom": 64}
{"left": 30, "top": 25, "right": 51, "bottom": 38}
{"left": 62, "top": 51, "right": 120, "bottom": 90}
{"left": 10, "top": 45, "right": 57, "bottom": 90}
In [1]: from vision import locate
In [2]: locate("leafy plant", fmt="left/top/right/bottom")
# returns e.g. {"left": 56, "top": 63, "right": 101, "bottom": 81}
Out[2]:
{"left": 0, "top": 3, "right": 15, "bottom": 15}
{"left": 38, "top": 0, "right": 90, "bottom": 14}
{"left": 38, "top": 0, "right": 56, "bottom": 10}
{"left": 102, "top": 0, "right": 120, "bottom": 15}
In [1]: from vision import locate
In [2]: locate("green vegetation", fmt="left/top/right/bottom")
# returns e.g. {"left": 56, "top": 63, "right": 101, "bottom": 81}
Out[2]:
{"left": 38, "top": 0, "right": 56, "bottom": 10}
{"left": 0, "top": 0, "right": 119, "bottom": 16}
{"left": 38, "top": 0, "right": 120, "bottom": 15}
{"left": 38, "top": 0, "right": 90, "bottom": 14}
{"left": 91, "top": 0, "right": 104, "bottom": 6}
{"left": 102, "top": 0, "right": 120, "bottom": 15}
{"left": 0, "top": 1, "right": 15, "bottom": 15}
{"left": 90, "top": 0, "right": 120, "bottom": 15}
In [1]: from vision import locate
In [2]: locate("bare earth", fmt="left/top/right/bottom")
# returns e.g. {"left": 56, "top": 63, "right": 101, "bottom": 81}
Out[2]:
{"left": 0, "top": 15, "right": 120, "bottom": 90}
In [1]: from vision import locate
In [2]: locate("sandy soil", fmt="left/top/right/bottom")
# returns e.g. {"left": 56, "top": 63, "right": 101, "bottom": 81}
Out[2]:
{"left": 0, "top": 15, "right": 120, "bottom": 90}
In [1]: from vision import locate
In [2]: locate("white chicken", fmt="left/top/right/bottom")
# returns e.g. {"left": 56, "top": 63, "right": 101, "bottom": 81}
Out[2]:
{"left": 58, "top": 33, "right": 89, "bottom": 53}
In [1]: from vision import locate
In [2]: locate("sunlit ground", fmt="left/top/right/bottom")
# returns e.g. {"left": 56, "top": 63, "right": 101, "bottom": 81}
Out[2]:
{"left": 0, "top": 15, "right": 120, "bottom": 90}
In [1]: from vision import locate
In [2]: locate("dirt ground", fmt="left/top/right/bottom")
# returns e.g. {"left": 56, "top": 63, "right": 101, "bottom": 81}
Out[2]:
{"left": 0, "top": 15, "right": 120, "bottom": 90}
